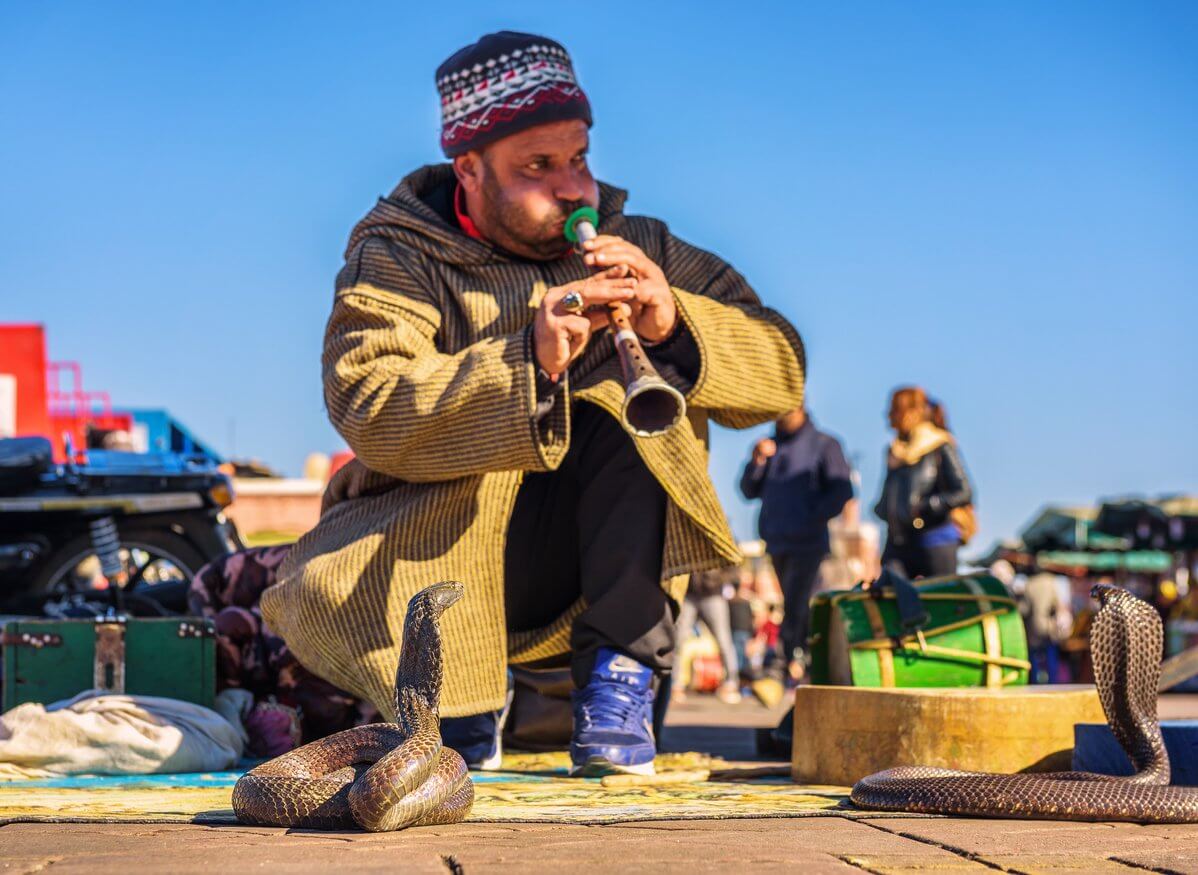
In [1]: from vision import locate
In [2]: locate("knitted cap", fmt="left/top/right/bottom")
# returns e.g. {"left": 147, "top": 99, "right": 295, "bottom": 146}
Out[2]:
{"left": 436, "top": 31, "right": 592, "bottom": 158}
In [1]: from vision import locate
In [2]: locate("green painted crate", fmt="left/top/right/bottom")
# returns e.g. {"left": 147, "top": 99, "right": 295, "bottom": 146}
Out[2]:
{"left": 808, "top": 573, "right": 1030, "bottom": 688}
{"left": 2, "top": 617, "right": 216, "bottom": 711}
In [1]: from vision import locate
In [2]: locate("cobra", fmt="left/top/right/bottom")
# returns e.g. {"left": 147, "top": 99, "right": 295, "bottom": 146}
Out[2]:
{"left": 851, "top": 585, "right": 1198, "bottom": 823}
{"left": 232, "top": 582, "right": 474, "bottom": 831}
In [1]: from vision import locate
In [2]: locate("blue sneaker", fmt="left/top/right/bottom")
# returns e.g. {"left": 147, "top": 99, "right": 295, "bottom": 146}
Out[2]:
{"left": 570, "top": 647, "right": 657, "bottom": 776}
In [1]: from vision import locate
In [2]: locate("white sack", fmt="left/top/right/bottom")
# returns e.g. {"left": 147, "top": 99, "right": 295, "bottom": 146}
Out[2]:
{"left": 0, "top": 689, "right": 246, "bottom": 780}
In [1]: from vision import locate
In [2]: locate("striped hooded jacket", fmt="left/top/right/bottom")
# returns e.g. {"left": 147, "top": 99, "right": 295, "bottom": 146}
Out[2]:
{"left": 261, "top": 164, "right": 805, "bottom": 717}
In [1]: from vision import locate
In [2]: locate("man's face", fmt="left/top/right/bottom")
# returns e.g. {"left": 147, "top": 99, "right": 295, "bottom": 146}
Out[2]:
{"left": 456, "top": 119, "right": 599, "bottom": 260}
{"left": 776, "top": 408, "right": 807, "bottom": 434}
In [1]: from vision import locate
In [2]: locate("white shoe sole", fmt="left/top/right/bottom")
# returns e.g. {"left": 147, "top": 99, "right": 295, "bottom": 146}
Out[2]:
{"left": 471, "top": 673, "right": 515, "bottom": 772}
{"left": 569, "top": 757, "right": 656, "bottom": 778}
{"left": 476, "top": 743, "right": 503, "bottom": 771}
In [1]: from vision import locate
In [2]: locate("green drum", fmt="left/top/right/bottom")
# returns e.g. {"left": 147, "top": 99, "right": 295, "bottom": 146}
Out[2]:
{"left": 808, "top": 573, "right": 1030, "bottom": 688}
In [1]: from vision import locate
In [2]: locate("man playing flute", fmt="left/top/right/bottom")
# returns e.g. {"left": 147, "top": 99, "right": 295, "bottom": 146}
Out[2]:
{"left": 263, "top": 31, "right": 805, "bottom": 776}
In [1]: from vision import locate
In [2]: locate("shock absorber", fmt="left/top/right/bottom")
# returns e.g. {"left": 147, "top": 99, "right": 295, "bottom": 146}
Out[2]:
{"left": 89, "top": 516, "right": 128, "bottom": 610}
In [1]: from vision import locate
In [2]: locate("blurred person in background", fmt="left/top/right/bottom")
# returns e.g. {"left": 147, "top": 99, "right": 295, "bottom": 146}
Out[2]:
{"left": 730, "top": 570, "right": 780, "bottom": 682}
{"left": 674, "top": 566, "right": 742, "bottom": 704}
{"left": 1020, "top": 571, "right": 1071, "bottom": 684}
{"left": 874, "top": 388, "right": 974, "bottom": 579}
{"left": 728, "top": 577, "right": 757, "bottom": 683}
{"left": 740, "top": 407, "right": 853, "bottom": 680}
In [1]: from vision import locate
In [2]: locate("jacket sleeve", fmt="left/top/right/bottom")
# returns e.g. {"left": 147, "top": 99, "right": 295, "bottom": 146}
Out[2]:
{"left": 813, "top": 437, "right": 854, "bottom": 523}
{"left": 739, "top": 456, "right": 769, "bottom": 500}
{"left": 322, "top": 239, "right": 570, "bottom": 482}
{"left": 645, "top": 322, "right": 701, "bottom": 394}
{"left": 925, "top": 444, "right": 973, "bottom": 517}
{"left": 873, "top": 452, "right": 893, "bottom": 524}
{"left": 659, "top": 230, "right": 805, "bottom": 429}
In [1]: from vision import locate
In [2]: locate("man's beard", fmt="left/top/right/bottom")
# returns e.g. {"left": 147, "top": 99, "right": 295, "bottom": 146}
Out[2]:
{"left": 480, "top": 171, "right": 583, "bottom": 260}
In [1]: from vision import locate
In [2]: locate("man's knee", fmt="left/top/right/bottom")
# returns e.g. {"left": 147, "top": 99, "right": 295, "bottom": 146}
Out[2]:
{"left": 573, "top": 404, "right": 656, "bottom": 482}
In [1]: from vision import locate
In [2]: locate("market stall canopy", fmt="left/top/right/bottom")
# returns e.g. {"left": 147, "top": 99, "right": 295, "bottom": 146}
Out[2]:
{"left": 1034, "top": 549, "right": 1174, "bottom": 575}
{"left": 1019, "top": 506, "right": 1129, "bottom": 553}
{"left": 1093, "top": 496, "right": 1198, "bottom": 551}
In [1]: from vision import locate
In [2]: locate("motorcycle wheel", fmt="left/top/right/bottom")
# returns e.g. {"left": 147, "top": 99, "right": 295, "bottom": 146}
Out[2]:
{"left": 27, "top": 527, "right": 208, "bottom": 612}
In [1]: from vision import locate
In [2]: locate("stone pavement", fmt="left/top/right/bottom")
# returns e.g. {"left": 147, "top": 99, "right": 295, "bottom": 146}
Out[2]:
{"left": 2, "top": 694, "right": 1196, "bottom": 874}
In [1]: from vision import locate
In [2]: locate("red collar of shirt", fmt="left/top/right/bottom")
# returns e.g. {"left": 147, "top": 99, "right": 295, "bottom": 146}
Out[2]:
{"left": 454, "top": 183, "right": 488, "bottom": 243}
{"left": 455, "top": 183, "right": 580, "bottom": 266}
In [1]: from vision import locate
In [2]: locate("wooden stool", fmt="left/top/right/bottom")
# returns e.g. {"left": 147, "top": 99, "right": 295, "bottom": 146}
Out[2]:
{"left": 791, "top": 684, "right": 1105, "bottom": 786}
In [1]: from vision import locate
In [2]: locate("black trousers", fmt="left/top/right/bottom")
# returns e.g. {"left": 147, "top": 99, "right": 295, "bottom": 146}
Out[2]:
{"left": 504, "top": 403, "right": 675, "bottom": 688}
{"left": 771, "top": 550, "right": 824, "bottom": 662}
{"left": 882, "top": 542, "right": 959, "bottom": 579}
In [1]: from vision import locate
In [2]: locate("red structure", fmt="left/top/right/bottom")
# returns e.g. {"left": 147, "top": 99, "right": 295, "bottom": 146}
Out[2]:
{"left": 0, "top": 325, "right": 50, "bottom": 441}
{"left": 0, "top": 324, "right": 132, "bottom": 462}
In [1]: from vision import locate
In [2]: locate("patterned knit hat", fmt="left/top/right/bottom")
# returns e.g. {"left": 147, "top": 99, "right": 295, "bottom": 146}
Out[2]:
{"left": 436, "top": 31, "right": 592, "bottom": 158}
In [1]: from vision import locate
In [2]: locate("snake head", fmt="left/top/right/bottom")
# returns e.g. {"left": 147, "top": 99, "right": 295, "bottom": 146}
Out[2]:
{"left": 1091, "top": 583, "right": 1130, "bottom": 608}
{"left": 415, "top": 581, "right": 465, "bottom": 615}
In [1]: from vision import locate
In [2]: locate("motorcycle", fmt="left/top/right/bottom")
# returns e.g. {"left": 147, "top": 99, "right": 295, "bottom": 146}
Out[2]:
{"left": 0, "top": 435, "right": 242, "bottom": 616}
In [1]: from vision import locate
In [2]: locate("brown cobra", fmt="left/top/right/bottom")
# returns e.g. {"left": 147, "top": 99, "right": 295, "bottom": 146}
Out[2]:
{"left": 232, "top": 581, "right": 474, "bottom": 831}
{"left": 851, "top": 585, "right": 1198, "bottom": 823}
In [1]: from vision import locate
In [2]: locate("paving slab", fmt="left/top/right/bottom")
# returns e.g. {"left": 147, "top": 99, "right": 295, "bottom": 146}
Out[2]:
{"left": 1107, "top": 851, "right": 1198, "bottom": 875}
{"left": 0, "top": 819, "right": 976, "bottom": 875}
{"left": 860, "top": 816, "right": 1198, "bottom": 873}
{"left": 11, "top": 816, "right": 1198, "bottom": 874}
{"left": 1, "top": 856, "right": 66, "bottom": 875}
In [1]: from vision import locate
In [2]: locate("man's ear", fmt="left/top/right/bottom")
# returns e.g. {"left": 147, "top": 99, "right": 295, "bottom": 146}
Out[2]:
{"left": 453, "top": 151, "right": 484, "bottom": 194}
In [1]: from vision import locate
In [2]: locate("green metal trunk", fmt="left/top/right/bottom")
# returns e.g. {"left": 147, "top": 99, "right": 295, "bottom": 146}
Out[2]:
{"left": 2, "top": 617, "right": 216, "bottom": 711}
{"left": 808, "top": 573, "right": 1030, "bottom": 688}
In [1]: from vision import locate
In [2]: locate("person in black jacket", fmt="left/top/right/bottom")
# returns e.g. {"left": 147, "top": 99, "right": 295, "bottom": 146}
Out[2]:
{"left": 740, "top": 407, "right": 853, "bottom": 677}
{"left": 874, "top": 387, "right": 973, "bottom": 578}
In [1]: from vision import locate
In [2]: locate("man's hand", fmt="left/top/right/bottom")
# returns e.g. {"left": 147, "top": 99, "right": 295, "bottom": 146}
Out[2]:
{"left": 534, "top": 269, "right": 637, "bottom": 376}
{"left": 752, "top": 438, "right": 777, "bottom": 466}
{"left": 581, "top": 235, "right": 678, "bottom": 343}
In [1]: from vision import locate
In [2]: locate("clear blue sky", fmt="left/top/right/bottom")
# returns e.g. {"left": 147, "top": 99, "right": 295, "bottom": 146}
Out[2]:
{"left": 2, "top": 2, "right": 1195, "bottom": 552}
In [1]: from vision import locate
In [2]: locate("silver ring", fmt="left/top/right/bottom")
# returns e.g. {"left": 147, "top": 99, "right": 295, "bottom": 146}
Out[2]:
{"left": 561, "top": 290, "right": 585, "bottom": 315}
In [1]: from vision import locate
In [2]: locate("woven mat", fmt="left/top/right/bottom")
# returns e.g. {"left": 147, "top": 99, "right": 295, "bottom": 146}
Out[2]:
{"left": 0, "top": 751, "right": 866, "bottom": 825}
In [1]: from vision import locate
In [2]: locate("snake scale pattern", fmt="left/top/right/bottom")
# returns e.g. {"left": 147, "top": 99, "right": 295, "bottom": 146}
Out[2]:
{"left": 232, "top": 582, "right": 474, "bottom": 831}
{"left": 851, "top": 585, "right": 1198, "bottom": 822}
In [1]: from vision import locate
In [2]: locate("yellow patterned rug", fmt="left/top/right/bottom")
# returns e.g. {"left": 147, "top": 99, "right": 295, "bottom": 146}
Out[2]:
{"left": 0, "top": 752, "right": 860, "bottom": 825}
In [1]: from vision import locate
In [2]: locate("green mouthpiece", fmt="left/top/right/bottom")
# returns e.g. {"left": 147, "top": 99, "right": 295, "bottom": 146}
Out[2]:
{"left": 563, "top": 206, "right": 600, "bottom": 243}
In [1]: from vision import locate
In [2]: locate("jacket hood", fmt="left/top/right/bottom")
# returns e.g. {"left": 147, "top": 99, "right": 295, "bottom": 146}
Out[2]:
{"left": 345, "top": 163, "right": 630, "bottom": 267}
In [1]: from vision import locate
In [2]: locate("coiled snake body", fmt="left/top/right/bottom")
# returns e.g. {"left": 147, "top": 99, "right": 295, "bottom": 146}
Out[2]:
{"left": 851, "top": 585, "right": 1198, "bottom": 822}
{"left": 232, "top": 582, "right": 474, "bottom": 831}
